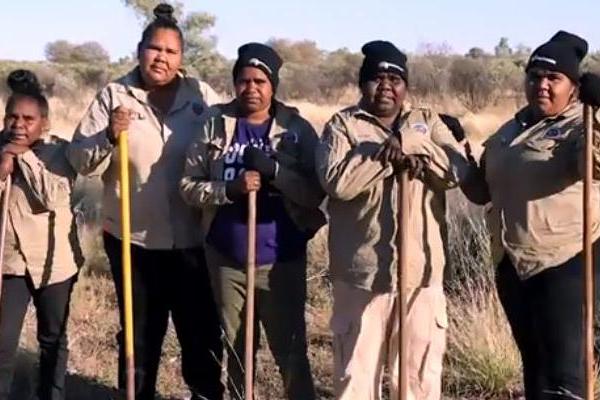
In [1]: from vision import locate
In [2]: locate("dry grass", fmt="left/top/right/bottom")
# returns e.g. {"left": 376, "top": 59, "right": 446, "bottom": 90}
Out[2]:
{"left": 11, "top": 223, "right": 335, "bottom": 400}
{"left": 289, "top": 101, "right": 345, "bottom": 134}
{"left": 443, "top": 196, "right": 522, "bottom": 399}
{"left": 3, "top": 93, "right": 526, "bottom": 399}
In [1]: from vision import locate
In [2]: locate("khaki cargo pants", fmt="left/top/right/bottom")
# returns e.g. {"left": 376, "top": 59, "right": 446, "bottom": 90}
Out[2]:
{"left": 331, "top": 280, "right": 448, "bottom": 400}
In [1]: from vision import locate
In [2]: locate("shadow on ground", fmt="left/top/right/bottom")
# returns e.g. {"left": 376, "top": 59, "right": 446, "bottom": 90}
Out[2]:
{"left": 8, "top": 350, "right": 179, "bottom": 400}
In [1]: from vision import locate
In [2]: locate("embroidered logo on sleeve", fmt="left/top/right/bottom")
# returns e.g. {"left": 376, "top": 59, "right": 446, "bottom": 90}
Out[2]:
{"left": 543, "top": 128, "right": 565, "bottom": 139}
{"left": 411, "top": 122, "right": 429, "bottom": 135}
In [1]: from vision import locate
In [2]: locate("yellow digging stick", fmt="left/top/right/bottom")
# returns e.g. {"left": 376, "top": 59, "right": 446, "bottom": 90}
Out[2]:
{"left": 0, "top": 175, "right": 11, "bottom": 307}
{"left": 245, "top": 190, "right": 257, "bottom": 400}
{"left": 583, "top": 105, "right": 595, "bottom": 400}
{"left": 119, "top": 131, "right": 135, "bottom": 400}
{"left": 397, "top": 171, "right": 409, "bottom": 400}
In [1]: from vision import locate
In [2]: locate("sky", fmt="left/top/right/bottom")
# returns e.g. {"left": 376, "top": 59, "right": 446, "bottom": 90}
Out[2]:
{"left": 2, "top": 0, "right": 599, "bottom": 62}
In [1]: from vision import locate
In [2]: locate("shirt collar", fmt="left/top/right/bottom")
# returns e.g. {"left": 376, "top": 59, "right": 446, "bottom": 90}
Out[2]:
{"left": 119, "top": 67, "right": 195, "bottom": 115}
{"left": 352, "top": 101, "right": 413, "bottom": 132}
{"left": 515, "top": 101, "right": 582, "bottom": 129}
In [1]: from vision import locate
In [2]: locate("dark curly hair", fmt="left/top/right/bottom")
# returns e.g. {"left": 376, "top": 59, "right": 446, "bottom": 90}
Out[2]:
{"left": 5, "top": 69, "right": 49, "bottom": 118}
{"left": 139, "top": 3, "right": 184, "bottom": 51}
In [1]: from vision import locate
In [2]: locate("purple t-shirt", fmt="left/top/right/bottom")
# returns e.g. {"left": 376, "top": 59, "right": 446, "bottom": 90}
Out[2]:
{"left": 206, "top": 118, "right": 307, "bottom": 266}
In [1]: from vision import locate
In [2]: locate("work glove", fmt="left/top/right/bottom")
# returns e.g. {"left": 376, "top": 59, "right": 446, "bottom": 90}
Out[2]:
{"left": 225, "top": 171, "right": 261, "bottom": 201}
{"left": 243, "top": 147, "right": 277, "bottom": 180}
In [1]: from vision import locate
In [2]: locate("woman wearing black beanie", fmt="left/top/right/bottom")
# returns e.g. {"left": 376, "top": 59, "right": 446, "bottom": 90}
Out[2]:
{"left": 181, "top": 42, "right": 324, "bottom": 400}
{"left": 462, "top": 31, "right": 600, "bottom": 399}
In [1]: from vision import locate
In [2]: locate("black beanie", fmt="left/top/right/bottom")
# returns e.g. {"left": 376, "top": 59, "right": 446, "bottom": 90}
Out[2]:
{"left": 232, "top": 43, "right": 283, "bottom": 90}
{"left": 359, "top": 40, "right": 408, "bottom": 85}
{"left": 526, "top": 30, "right": 588, "bottom": 82}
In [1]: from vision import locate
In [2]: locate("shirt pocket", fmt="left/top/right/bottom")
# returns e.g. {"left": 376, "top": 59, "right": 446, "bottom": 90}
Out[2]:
{"left": 330, "top": 299, "right": 359, "bottom": 377}
{"left": 525, "top": 127, "right": 573, "bottom": 152}
{"left": 434, "top": 289, "right": 448, "bottom": 329}
{"left": 524, "top": 137, "right": 559, "bottom": 152}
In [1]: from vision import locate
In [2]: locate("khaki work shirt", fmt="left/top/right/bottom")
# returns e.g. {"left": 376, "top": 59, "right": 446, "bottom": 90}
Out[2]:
{"left": 180, "top": 100, "right": 325, "bottom": 236}
{"left": 2, "top": 135, "right": 82, "bottom": 288}
{"left": 316, "top": 104, "right": 468, "bottom": 293}
{"left": 67, "top": 68, "right": 222, "bottom": 249}
{"left": 484, "top": 103, "right": 600, "bottom": 279}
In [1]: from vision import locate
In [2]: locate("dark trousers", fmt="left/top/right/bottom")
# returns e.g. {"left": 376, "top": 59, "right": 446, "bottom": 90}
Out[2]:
{"left": 496, "top": 244, "right": 600, "bottom": 400}
{"left": 0, "top": 274, "right": 75, "bottom": 400}
{"left": 103, "top": 233, "right": 223, "bottom": 400}
{"left": 205, "top": 245, "right": 316, "bottom": 400}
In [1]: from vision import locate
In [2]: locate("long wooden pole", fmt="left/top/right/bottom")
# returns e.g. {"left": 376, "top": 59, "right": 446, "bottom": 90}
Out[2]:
{"left": 397, "top": 171, "right": 409, "bottom": 400}
{"left": 583, "top": 105, "right": 595, "bottom": 400}
{"left": 0, "top": 175, "right": 12, "bottom": 305}
{"left": 245, "top": 190, "right": 257, "bottom": 400}
{"left": 119, "top": 131, "right": 135, "bottom": 400}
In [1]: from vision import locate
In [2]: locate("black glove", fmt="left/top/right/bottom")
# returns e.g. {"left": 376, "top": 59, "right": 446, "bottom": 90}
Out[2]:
{"left": 225, "top": 180, "right": 244, "bottom": 201}
{"left": 243, "top": 147, "right": 277, "bottom": 180}
{"left": 579, "top": 72, "right": 600, "bottom": 107}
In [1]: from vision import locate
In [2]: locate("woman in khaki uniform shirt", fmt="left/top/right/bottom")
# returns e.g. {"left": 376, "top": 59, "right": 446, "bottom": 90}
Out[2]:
{"left": 67, "top": 5, "right": 223, "bottom": 400}
{"left": 0, "top": 70, "right": 81, "bottom": 400}
{"left": 463, "top": 31, "right": 600, "bottom": 399}
{"left": 316, "top": 41, "right": 468, "bottom": 400}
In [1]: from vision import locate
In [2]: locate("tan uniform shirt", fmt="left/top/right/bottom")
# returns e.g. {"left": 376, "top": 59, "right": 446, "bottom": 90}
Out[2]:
{"left": 484, "top": 103, "right": 600, "bottom": 279}
{"left": 67, "top": 68, "right": 222, "bottom": 249}
{"left": 2, "top": 135, "right": 82, "bottom": 288}
{"left": 316, "top": 105, "right": 468, "bottom": 293}
{"left": 180, "top": 100, "right": 325, "bottom": 236}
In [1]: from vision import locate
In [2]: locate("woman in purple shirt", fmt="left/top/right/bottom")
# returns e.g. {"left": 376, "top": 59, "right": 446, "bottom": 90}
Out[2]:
{"left": 181, "top": 43, "right": 325, "bottom": 399}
